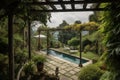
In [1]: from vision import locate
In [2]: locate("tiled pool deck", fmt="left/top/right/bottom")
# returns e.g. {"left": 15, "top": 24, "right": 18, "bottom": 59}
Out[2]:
{"left": 37, "top": 51, "right": 92, "bottom": 80}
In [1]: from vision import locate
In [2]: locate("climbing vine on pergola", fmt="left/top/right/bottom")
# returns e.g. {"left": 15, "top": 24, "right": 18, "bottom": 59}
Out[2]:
{"left": 64, "top": 22, "right": 99, "bottom": 31}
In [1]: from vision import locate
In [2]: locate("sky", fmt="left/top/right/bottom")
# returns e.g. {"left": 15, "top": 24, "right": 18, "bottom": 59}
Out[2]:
{"left": 47, "top": 11, "right": 93, "bottom": 28}
{"left": 32, "top": 11, "right": 94, "bottom": 31}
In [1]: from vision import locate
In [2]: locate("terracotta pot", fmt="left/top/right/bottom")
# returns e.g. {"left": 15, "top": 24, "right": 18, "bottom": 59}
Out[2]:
{"left": 37, "top": 62, "right": 44, "bottom": 72}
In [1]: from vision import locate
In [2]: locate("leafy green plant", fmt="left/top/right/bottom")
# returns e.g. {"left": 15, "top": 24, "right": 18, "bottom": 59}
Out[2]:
{"left": 14, "top": 48, "right": 28, "bottom": 64}
{"left": 0, "top": 54, "right": 8, "bottom": 80}
{"left": 100, "top": 3, "right": 120, "bottom": 72}
{"left": 100, "top": 71, "right": 120, "bottom": 80}
{"left": 68, "top": 37, "right": 79, "bottom": 47}
{"left": 78, "top": 64, "right": 103, "bottom": 80}
{"left": 32, "top": 55, "right": 46, "bottom": 63}
{"left": 99, "top": 3, "right": 120, "bottom": 80}
{"left": 84, "top": 45, "right": 91, "bottom": 53}
{"left": 0, "top": 37, "right": 8, "bottom": 54}
{"left": 24, "top": 61, "right": 36, "bottom": 75}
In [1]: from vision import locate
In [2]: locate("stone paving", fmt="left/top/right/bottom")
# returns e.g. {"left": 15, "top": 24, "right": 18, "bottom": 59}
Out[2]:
{"left": 44, "top": 55, "right": 81, "bottom": 80}
{"left": 36, "top": 51, "right": 92, "bottom": 80}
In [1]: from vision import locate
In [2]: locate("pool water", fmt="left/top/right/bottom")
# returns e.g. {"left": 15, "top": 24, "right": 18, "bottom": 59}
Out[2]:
{"left": 48, "top": 50, "right": 88, "bottom": 64}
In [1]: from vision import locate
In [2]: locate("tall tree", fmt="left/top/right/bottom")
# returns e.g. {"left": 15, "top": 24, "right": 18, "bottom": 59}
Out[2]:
{"left": 58, "top": 20, "right": 77, "bottom": 45}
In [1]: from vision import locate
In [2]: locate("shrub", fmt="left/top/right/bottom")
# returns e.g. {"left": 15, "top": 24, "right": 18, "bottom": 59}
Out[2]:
{"left": 0, "top": 37, "right": 8, "bottom": 54}
{"left": 84, "top": 45, "right": 91, "bottom": 53}
{"left": 32, "top": 55, "right": 46, "bottom": 63}
{"left": 78, "top": 64, "right": 103, "bottom": 80}
{"left": 14, "top": 49, "right": 28, "bottom": 64}
{"left": 100, "top": 71, "right": 120, "bottom": 80}
{"left": 0, "top": 54, "right": 8, "bottom": 80}
{"left": 23, "top": 61, "right": 36, "bottom": 75}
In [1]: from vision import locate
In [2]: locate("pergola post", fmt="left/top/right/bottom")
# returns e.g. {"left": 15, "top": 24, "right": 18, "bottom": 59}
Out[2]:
{"left": 61, "top": 31, "right": 64, "bottom": 47}
{"left": 79, "top": 31, "right": 83, "bottom": 67}
{"left": 38, "top": 30, "right": 41, "bottom": 51}
{"left": 47, "top": 30, "right": 49, "bottom": 55}
{"left": 8, "top": 13, "right": 15, "bottom": 80}
{"left": 28, "top": 17, "right": 31, "bottom": 60}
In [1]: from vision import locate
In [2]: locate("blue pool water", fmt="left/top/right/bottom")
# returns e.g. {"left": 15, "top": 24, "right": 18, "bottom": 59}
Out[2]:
{"left": 47, "top": 50, "right": 88, "bottom": 64}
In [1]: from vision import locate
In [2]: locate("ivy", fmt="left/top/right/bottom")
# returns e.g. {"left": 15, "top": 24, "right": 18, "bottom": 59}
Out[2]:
{"left": 100, "top": 2, "right": 120, "bottom": 78}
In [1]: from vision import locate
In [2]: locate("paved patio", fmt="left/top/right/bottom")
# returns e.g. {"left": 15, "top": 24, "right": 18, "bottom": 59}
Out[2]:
{"left": 37, "top": 51, "right": 92, "bottom": 80}
{"left": 44, "top": 55, "right": 80, "bottom": 80}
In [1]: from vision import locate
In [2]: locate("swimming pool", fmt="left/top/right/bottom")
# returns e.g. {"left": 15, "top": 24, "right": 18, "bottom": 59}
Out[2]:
{"left": 47, "top": 49, "right": 88, "bottom": 64}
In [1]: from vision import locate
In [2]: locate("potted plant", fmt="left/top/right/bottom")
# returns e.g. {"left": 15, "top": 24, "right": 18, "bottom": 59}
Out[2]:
{"left": 24, "top": 61, "right": 36, "bottom": 75}
{"left": 33, "top": 55, "right": 46, "bottom": 72}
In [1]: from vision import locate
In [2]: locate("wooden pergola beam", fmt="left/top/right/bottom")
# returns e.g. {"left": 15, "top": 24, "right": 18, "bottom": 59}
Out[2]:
{"left": 50, "top": 5, "right": 57, "bottom": 10}
{"left": 96, "top": 3, "right": 101, "bottom": 8}
{"left": 36, "top": 28, "right": 68, "bottom": 31}
{"left": 58, "top": 0, "right": 66, "bottom": 10}
{"left": 46, "top": 0, "right": 57, "bottom": 10}
{"left": 83, "top": 0, "right": 87, "bottom": 9}
{"left": 30, "top": 8, "right": 109, "bottom": 12}
{"left": 71, "top": 0, "right": 75, "bottom": 10}
{"left": 83, "top": 3, "right": 87, "bottom": 9}
{"left": 25, "top": 0, "right": 118, "bottom": 5}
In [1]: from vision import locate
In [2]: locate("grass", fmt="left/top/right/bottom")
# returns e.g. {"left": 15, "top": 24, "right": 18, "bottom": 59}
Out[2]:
{"left": 76, "top": 52, "right": 100, "bottom": 60}
{"left": 53, "top": 48, "right": 100, "bottom": 60}
{"left": 82, "top": 31, "right": 100, "bottom": 42}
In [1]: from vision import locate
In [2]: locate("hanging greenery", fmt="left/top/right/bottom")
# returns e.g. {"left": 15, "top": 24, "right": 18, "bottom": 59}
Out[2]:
{"left": 64, "top": 22, "right": 99, "bottom": 31}
{"left": 100, "top": 2, "right": 120, "bottom": 80}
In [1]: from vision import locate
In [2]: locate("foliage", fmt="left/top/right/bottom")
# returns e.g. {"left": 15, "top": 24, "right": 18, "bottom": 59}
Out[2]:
{"left": 82, "top": 52, "right": 100, "bottom": 60}
{"left": 98, "top": 2, "right": 120, "bottom": 80}
{"left": 100, "top": 3, "right": 120, "bottom": 72}
{"left": 82, "top": 31, "right": 100, "bottom": 41}
{"left": 57, "top": 20, "right": 69, "bottom": 28}
{"left": 84, "top": 45, "right": 91, "bottom": 52}
{"left": 68, "top": 37, "right": 79, "bottom": 46}
{"left": 78, "top": 64, "right": 103, "bottom": 80}
{"left": 82, "top": 39, "right": 92, "bottom": 50}
{"left": 0, "top": 37, "right": 8, "bottom": 54}
{"left": 58, "top": 20, "right": 77, "bottom": 44}
{"left": 74, "top": 20, "right": 81, "bottom": 24}
{"left": 32, "top": 54, "right": 46, "bottom": 63}
{"left": 89, "top": 14, "right": 98, "bottom": 22}
{"left": 89, "top": 4, "right": 100, "bottom": 23}
{"left": 0, "top": 1, "right": 51, "bottom": 80}
{"left": 0, "top": 54, "right": 8, "bottom": 80}
{"left": 24, "top": 61, "right": 36, "bottom": 75}
{"left": 0, "top": 54, "right": 8, "bottom": 65}
{"left": 64, "top": 22, "right": 99, "bottom": 31}
{"left": 100, "top": 71, "right": 120, "bottom": 80}
{"left": 14, "top": 48, "right": 28, "bottom": 64}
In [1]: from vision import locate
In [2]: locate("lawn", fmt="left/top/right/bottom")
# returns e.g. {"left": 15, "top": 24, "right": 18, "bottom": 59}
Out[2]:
{"left": 53, "top": 48, "right": 100, "bottom": 60}
{"left": 76, "top": 52, "right": 100, "bottom": 60}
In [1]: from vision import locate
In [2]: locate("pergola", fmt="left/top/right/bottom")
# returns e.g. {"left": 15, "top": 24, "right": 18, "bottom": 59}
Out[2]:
{"left": 0, "top": 0, "right": 119, "bottom": 80}
{"left": 25, "top": 0, "right": 119, "bottom": 12}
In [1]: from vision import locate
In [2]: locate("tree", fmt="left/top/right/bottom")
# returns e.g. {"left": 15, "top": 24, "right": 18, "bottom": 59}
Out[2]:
{"left": 89, "top": 14, "right": 98, "bottom": 22}
{"left": 74, "top": 20, "right": 81, "bottom": 24}
{"left": 89, "top": 4, "right": 100, "bottom": 23}
{"left": 58, "top": 20, "right": 77, "bottom": 45}
{"left": 68, "top": 37, "right": 79, "bottom": 49}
